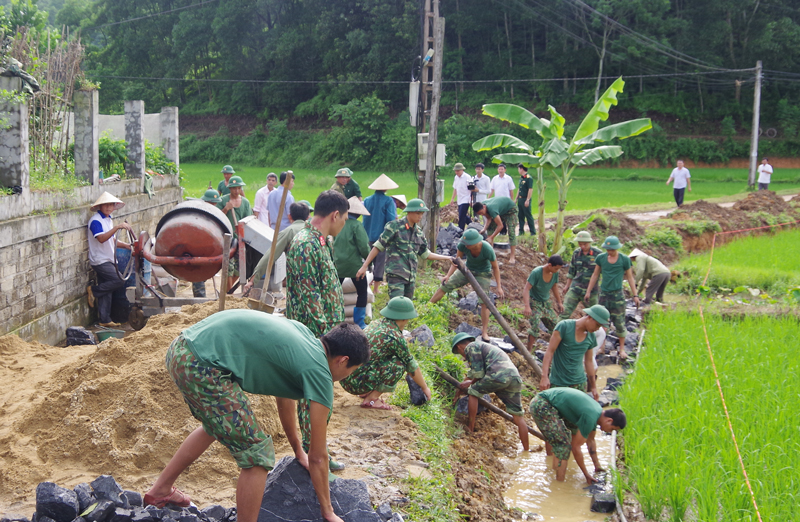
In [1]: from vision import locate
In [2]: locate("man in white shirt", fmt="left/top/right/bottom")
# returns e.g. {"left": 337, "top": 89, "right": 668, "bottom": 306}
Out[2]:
{"left": 450, "top": 162, "right": 474, "bottom": 230}
{"left": 490, "top": 163, "right": 516, "bottom": 200}
{"left": 757, "top": 158, "right": 773, "bottom": 191}
{"left": 267, "top": 171, "right": 296, "bottom": 232}
{"left": 472, "top": 163, "right": 491, "bottom": 203}
{"left": 666, "top": 160, "right": 691, "bottom": 207}
{"left": 253, "top": 172, "right": 278, "bottom": 225}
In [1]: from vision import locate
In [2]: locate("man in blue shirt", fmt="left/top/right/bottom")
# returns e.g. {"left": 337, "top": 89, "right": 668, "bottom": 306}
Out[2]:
{"left": 362, "top": 174, "right": 398, "bottom": 294}
{"left": 267, "top": 171, "right": 296, "bottom": 232}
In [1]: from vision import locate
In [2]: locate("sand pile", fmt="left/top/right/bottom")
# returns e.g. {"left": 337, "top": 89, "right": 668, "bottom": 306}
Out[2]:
{"left": 0, "top": 299, "right": 281, "bottom": 512}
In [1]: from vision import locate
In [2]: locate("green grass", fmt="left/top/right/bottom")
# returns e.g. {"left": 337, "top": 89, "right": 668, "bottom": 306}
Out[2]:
{"left": 673, "top": 228, "right": 800, "bottom": 295}
{"left": 180, "top": 163, "right": 800, "bottom": 214}
{"left": 621, "top": 311, "right": 800, "bottom": 521}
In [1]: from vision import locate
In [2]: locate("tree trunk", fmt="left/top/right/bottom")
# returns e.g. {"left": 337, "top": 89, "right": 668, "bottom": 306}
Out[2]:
{"left": 593, "top": 22, "right": 609, "bottom": 104}
{"left": 456, "top": 0, "right": 464, "bottom": 93}
{"left": 504, "top": 10, "right": 514, "bottom": 99}
{"left": 530, "top": 21, "right": 536, "bottom": 97}
{"left": 537, "top": 167, "right": 546, "bottom": 253}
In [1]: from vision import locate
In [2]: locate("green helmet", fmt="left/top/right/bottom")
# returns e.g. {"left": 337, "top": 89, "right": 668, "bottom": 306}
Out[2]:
{"left": 583, "top": 304, "right": 610, "bottom": 326}
{"left": 602, "top": 235, "right": 622, "bottom": 250}
{"left": 461, "top": 229, "right": 482, "bottom": 245}
{"left": 380, "top": 297, "right": 418, "bottom": 320}
{"left": 201, "top": 189, "right": 222, "bottom": 203}
{"left": 575, "top": 230, "right": 594, "bottom": 242}
{"left": 450, "top": 332, "right": 476, "bottom": 353}
{"left": 227, "top": 175, "right": 246, "bottom": 188}
{"left": 335, "top": 167, "right": 353, "bottom": 178}
{"left": 222, "top": 165, "right": 235, "bottom": 174}
{"left": 404, "top": 198, "right": 430, "bottom": 213}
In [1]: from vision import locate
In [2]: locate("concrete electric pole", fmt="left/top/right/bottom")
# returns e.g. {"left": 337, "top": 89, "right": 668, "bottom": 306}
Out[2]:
{"left": 747, "top": 61, "right": 762, "bottom": 189}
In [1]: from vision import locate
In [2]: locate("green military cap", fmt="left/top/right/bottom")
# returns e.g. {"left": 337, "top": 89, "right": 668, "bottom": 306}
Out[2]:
{"left": 201, "top": 189, "right": 222, "bottom": 203}
{"left": 583, "top": 304, "right": 610, "bottom": 326}
{"left": 575, "top": 230, "right": 594, "bottom": 242}
{"left": 461, "top": 228, "right": 482, "bottom": 246}
{"left": 380, "top": 297, "right": 418, "bottom": 320}
{"left": 404, "top": 198, "right": 430, "bottom": 213}
{"left": 227, "top": 175, "right": 246, "bottom": 188}
{"left": 602, "top": 235, "right": 622, "bottom": 250}
{"left": 450, "top": 332, "right": 476, "bottom": 353}
{"left": 335, "top": 167, "right": 353, "bottom": 178}
{"left": 453, "top": 162, "right": 465, "bottom": 171}
{"left": 299, "top": 200, "right": 314, "bottom": 212}
{"left": 222, "top": 165, "right": 235, "bottom": 174}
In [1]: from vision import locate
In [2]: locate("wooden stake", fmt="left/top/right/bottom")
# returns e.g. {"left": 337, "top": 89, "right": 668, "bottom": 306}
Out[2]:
{"left": 260, "top": 173, "right": 293, "bottom": 304}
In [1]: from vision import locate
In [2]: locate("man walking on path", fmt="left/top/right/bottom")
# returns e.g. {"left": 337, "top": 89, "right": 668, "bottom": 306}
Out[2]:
{"left": 529, "top": 387, "right": 626, "bottom": 484}
{"left": 144, "top": 310, "right": 369, "bottom": 522}
{"left": 472, "top": 197, "right": 518, "bottom": 264}
{"left": 86, "top": 192, "right": 133, "bottom": 327}
{"left": 330, "top": 168, "right": 362, "bottom": 200}
{"left": 450, "top": 162, "right": 474, "bottom": 231}
{"left": 216, "top": 176, "right": 252, "bottom": 293}
{"left": 355, "top": 199, "right": 451, "bottom": 299}
{"left": 451, "top": 333, "right": 531, "bottom": 452}
{"left": 490, "top": 163, "right": 515, "bottom": 200}
{"left": 430, "top": 229, "right": 504, "bottom": 342}
{"left": 666, "top": 159, "right": 691, "bottom": 206}
{"left": 217, "top": 165, "right": 235, "bottom": 197}
{"left": 523, "top": 256, "right": 565, "bottom": 350}
{"left": 584, "top": 236, "right": 639, "bottom": 360}
{"left": 267, "top": 171, "right": 295, "bottom": 232}
{"left": 757, "top": 158, "right": 773, "bottom": 190}
{"left": 559, "top": 231, "right": 602, "bottom": 320}
{"left": 517, "top": 165, "right": 536, "bottom": 236}
{"left": 363, "top": 174, "right": 398, "bottom": 295}
{"left": 629, "top": 248, "right": 671, "bottom": 304}
{"left": 253, "top": 172, "right": 278, "bottom": 226}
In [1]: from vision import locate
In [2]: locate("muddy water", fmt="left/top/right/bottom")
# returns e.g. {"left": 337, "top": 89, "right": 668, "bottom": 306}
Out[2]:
{"left": 502, "top": 365, "right": 623, "bottom": 521}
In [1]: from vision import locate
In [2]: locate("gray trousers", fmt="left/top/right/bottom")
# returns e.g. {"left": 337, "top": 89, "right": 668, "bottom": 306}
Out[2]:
{"left": 643, "top": 272, "right": 671, "bottom": 304}
{"left": 91, "top": 262, "right": 125, "bottom": 323}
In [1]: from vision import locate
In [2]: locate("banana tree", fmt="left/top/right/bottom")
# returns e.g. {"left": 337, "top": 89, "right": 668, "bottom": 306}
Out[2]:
{"left": 472, "top": 77, "right": 652, "bottom": 255}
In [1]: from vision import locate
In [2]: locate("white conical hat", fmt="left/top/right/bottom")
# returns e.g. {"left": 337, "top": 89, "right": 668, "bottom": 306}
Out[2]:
{"left": 391, "top": 194, "right": 407, "bottom": 208}
{"left": 90, "top": 191, "right": 125, "bottom": 211}
{"left": 629, "top": 248, "right": 646, "bottom": 258}
{"left": 348, "top": 196, "right": 370, "bottom": 216}
{"left": 368, "top": 173, "right": 399, "bottom": 191}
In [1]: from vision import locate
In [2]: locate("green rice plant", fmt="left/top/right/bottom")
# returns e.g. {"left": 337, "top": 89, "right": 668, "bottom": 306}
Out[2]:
{"left": 673, "top": 228, "right": 800, "bottom": 295}
{"left": 640, "top": 226, "right": 684, "bottom": 253}
{"left": 621, "top": 311, "right": 800, "bottom": 521}
{"left": 672, "top": 219, "right": 721, "bottom": 236}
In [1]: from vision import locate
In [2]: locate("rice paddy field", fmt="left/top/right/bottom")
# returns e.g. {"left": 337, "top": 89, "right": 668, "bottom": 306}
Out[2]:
{"left": 179, "top": 164, "right": 800, "bottom": 213}
{"left": 673, "top": 227, "right": 800, "bottom": 294}
{"left": 621, "top": 311, "right": 799, "bottom": 521}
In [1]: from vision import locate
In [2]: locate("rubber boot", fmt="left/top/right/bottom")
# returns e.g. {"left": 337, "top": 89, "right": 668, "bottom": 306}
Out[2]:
{"left": 353, "top": 307, "right": 367, "bottom": 329}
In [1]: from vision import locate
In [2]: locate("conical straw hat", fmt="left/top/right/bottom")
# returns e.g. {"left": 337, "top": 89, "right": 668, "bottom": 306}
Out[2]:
{"left": 391, "top": 194, "right": 407, "bottom": 208}
{"left": 629, "top": 248, "right": 646, "bottom": 258}
{"left": 90, "top": 191, "right": 125, "bottom": 211}
{"left": 368, "top": 173, "right": 399, "bottom": 191}
{"left": 348, "top": 196, "right": 371, "bottom": 215}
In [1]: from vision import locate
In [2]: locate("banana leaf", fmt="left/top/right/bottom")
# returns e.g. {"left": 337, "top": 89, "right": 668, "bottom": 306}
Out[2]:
{"left": 492, "top": 152, "right": 543, "bottom": 167}
{"left": 540, "top": 137, "right": 569, "bottom": 167}
{"left": 571, "top": 145, "right": 624, "bottom": 166}
{"left": 482, "top": 103, "right": 558, "bottom": 139}
{"left": 570, "top": 77, "right": 625, "bottom": 151}
{"left": 574, "top": 118, "right": 653, "bottom": 145}
{"left": 472, "top": 133, "right": 533, "bottom": 152}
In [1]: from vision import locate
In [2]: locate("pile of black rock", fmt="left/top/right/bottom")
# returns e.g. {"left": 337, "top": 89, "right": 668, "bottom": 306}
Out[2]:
{"left": 435, "top": 223, "right": 464, "bottom": 257}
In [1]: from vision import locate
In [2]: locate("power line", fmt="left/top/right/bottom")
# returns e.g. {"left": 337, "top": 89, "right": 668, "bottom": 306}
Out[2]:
{"left": 89, "top": 0, "right": 221, "bottom": 30}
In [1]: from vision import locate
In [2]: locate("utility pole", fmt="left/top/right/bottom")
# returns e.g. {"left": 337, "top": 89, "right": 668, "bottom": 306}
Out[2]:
{"left": 747, "top": 61, "right": 762, "bottom": 189}
{"left": 418, "top": 0, "right": 444, "bottom": 248}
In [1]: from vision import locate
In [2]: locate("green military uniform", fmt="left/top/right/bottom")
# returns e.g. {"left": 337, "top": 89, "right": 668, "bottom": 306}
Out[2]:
{"left": 483, "top": 197, "right": 518, "bottom": 246}
{"left": 530, "top": 387, "right": 602, "bottom": 461}
{"left": 333, "top": 217, "right": 371, "bottom": 279}
{"left": 216, "top": 194, "right": 252, "bottom": 276}
{"left": 549, "top": 319, "right": 597, "bottom": 389}
{"left": 440, "top": 241, "right": 496, "bottom": 302}
{"left": 527, "top": 266, "right": 559, "bottom": 335}
{"left": 217, "top": 180, "right": 230, "bottom": 197}
{"left": 373, "top": 216, "right": 432, "bottom": 299}
{"left": 340, "top": 317, "right": 418, "bottom": 395}
{"left": 595, "top": 252, "right": 632, "bottom": 336}
{"left": 463, "top": 341, "right": 524, "bottom": 415}
{"left": 251, "top": 219, "right": 306, "bottom": 282}
{"left": 286, "top": 221, "right": 344, "bottom": 452}
{"left": 331, "top": 178, "right": 362, "bottom": 200}
{"left": 560, "top": 246, "right": 603, "bottom": 320}
{"left": 517, "top": 172, "right": 535, "bottom": 235}
{"left": 633, "top": 253, "right": 671, "bottom": 304}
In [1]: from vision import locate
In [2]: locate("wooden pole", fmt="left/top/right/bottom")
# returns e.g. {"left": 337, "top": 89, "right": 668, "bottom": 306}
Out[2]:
{"left": 219, "top": 233, "right": 231, "bottom": 312}
{"left": 453, "top": 257, "right": 543, "bottom": 379}
{"left": 422, "top": 1, "right": 444, "bottom": 249}
{"left": 747, "top": 61, "right": 762, "bottom": 189}
{"left": 435, "top": 365, "right": 545, "bottom": 441}
{"left": 260, "top": 174, "right": 293, "bottom": 304}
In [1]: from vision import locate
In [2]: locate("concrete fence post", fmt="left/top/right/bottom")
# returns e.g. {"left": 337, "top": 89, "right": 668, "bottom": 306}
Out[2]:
{"left": 73, "top": 89, "right": 100, "bottom": 184}
{"left": 0, "top": 77, "right": 30, "bottom": 192}
{"left": 124, "top": 100, "right": 145, "bottom": 178}
{"left": 160, "top": 106, "right": 179, "bottom": 171}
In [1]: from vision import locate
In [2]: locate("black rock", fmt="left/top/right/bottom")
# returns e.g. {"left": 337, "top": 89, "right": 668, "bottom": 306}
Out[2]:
{"left": 35, "top": 517, "right": 56, "bottom": 522}
{"left": 503, "top": 335, "right": 512, "bottom": 344}
{"left": 90, "top": 476, "right": 126, "bottom": 508}
{"left": 455, "top": 395, "right": 490, "bottom": 415}
{"left": 409, "top": 325, "right": 435, "bottom": 348}
{"left": 66, "top": 326, "right": 96, "bottom": 346}
{"left": 184, "top": 507, "right": 201, "bottom": 517}
{"left": 456, "top": 292, "right": 479, "bottom": 313}
{"left": 200, "top": 507, "right": 225, "bottom": 522}
{"left": 129, "top": 509, "right": 153, "bottom": 522}
{"left": 625, "top": 335, "right": 638, "bottom": 349}
{"left": 2, "top": 515, "right": 32, "bottom": 522}
{"left": 389, "top": 515, "right": 404, "bottom": 522}
{"left": 143, "top": 508, "right": 161, "bottom": 517}
{"left": 595, "top": 353, "right": 617, "bottom": 366}
{"left": 405, "top": 375, "right": 428, "bottom": 406}
{"left": 534, "top": 350, "right": 545, "bottom": 361}
{"left": 454, "top": 322, "right": 482, "bottom": 338}
{"left": 537, "top": 321, "right": 549, "bottom": 333}
{"left": 73, "top": 484, "right": 95, "bottom": 514}
{"left": 221, "top": 508, "right": 236, "bottom": 522}
{"left": 121, "top": 492, "right": 141, "bottom": 509}
{"left": 375, "top": 503, "right": 392, "bottom": 522}
{"left": 605, "top": 377, "right": 624, "bottom": 391}
{"left": 36, "top": 483, "right": 80, "bottom": 522}
{"left": 590, "top": 492, "right": 616, "bottom": 513}
{"left": 110, "top": 510, "right": 134, "bottom": 522}
{"left": 490, "top": 338, "right": 515, "bottom": 353}
{"left": 177, "top": 515, "right": 199, "bottom": 522}
{"left": 69, "top": 517, "right": 86, "bottom": 522}
{"left": 85, "top": 500, "right": 116, "bottom": 522}
{"left": 598, "top": 389, "right": 619, "bottom": 407}
{"left": 258, "top": 457, "right": 380, "bottom": 522}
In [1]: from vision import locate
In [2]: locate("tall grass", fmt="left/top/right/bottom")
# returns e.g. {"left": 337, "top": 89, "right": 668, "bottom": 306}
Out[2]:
{"left": 621, "top": 311, "right": 800, "bottom": 521}
{"left": 674, "top": 228, "right": 800, "bottom": 294}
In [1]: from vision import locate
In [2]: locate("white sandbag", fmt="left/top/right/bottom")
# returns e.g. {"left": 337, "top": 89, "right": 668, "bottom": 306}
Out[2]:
{"left": 341, "top": 273, "right": 373, "bottom": 293}
{"left": 343, "top": 289, "right": 375, "bottom": 306}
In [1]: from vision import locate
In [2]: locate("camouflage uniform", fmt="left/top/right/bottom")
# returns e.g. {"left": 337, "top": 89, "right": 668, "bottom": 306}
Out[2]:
{"left": 440, "top": 271, "right": 492, "bottom": 302}
{"left": 529, "top": 394, "right": 573, "bottom": 461}
{"left": 527, "top": 299, "right": 559, "bottom": 337}
{"left": 560, "top": 246, "right": 602, "bottom": 320}
{"left": 374, "top": 216, "right": 431, "bottom": 299}
{"left": 599, "top": 289, "right": 626, "bottom": 335}
{"left": 331, "top": 179, "right": 362, "bottom": 200}
{"left": 486, "top": 210, "right": 518, "bottom": 246}
{"left": 340, "top": 317, "right": 418, "bottom": 395}
{"left": 464, "top": 341, "right": 524, "bottom": 416}
{"left": 286, "top": 222, "right": 344, "bottom": 452}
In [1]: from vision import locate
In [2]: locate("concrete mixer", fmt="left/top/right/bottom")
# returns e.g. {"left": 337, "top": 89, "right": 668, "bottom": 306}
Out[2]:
{"left": 126, "top": 200, "right": 285, "bottom": 330}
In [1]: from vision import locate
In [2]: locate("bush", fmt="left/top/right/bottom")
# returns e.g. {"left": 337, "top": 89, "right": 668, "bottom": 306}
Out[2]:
{"left": 98, "top": 132, "right": 127, "bottom": 176}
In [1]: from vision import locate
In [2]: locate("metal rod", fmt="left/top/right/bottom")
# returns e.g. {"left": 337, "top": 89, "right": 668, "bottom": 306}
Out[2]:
{"left": 453, "top": 257, "right": 543, "bottom": 379}
{"left": 435, "top": 365, "right": 545, "bottom": 441}
{"left": 219, "top": 233, "right": 231, "bottom": 312}
{"left": 260, "top": 174, "right": 293, "bottom": 304}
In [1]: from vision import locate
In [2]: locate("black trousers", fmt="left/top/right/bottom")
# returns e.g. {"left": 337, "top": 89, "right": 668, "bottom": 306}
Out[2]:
{"left": 457, "top": 203, "right": 471, "bottom": 231}
{"left": 673, "top": 187, "right": 686, "bottom": 206}
{"left": 340, "top": 276, "right": 368, "bottom": 307}
{"left": 91, "top": 262, "right": 126, "bottom": 323}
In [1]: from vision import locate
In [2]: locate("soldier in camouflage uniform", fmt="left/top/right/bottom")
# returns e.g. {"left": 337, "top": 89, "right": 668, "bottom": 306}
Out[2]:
{"left": 451, "top": 333, "right": 530, "bottom": 451}
{"left": 560, "top": 231, "right": 603, "bottom": 320}
{"left": 523, "top": 256, "right": 565, "bottom": 351}
{"left": 340, "top": 297, "right": 431, "bottom": 409}
{"left": 330, "top": 167, "right": 362, "bottom": 200}
{"left": 285, "top": 190, "right": 349, "bottom": 469}
{"left": 356, "top": 198, "right": 451, "bottom": 299}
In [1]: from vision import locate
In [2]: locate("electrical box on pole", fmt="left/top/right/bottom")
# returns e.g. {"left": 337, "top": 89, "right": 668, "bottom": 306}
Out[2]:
{"left": 417, "top": 133, "right": 446, "bottom": 171}
{"left": 409, "top": 81, "right": 420, "bottom": 127}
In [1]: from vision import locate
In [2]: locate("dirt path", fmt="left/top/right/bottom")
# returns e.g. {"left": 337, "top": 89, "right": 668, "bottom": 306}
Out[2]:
{"left": 626, "top": 192, "right": 798, "bottom": 222}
